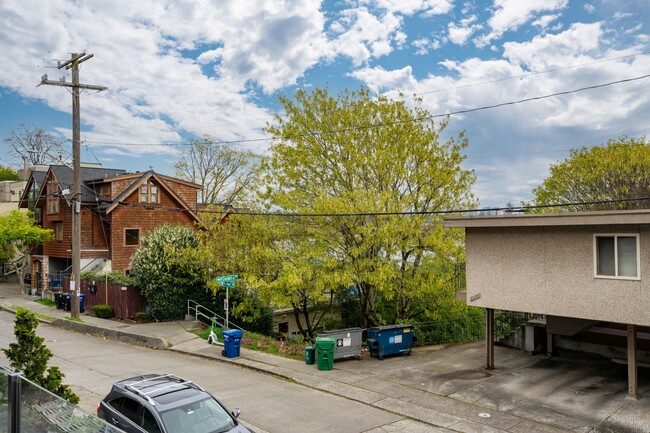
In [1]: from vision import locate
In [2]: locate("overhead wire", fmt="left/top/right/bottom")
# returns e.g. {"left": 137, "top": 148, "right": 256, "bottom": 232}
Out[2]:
{"left": 79, "top": 73, "right": 650, "bottom": 148}
{"left": 101, "top": 195, "right": 650, "bottom": 218}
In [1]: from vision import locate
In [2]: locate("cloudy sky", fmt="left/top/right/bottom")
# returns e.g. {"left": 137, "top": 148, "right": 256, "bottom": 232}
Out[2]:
{"left": 0, "top": 0, "right": 648, "bottom": 207}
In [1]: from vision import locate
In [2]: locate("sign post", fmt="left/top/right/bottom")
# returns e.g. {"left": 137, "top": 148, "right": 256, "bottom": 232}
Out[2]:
{"left": 215, "top": 275, "right": 238, "bottom": 329}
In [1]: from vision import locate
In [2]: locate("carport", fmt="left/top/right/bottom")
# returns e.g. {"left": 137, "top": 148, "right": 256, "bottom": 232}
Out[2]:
{"left": 444, "top": 209, "right": 650, "bottom": 399}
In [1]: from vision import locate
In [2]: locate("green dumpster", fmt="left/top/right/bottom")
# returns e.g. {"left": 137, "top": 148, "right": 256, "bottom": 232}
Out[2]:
{"left": 315, "top": 337, "right": 335, "bottom": 371}
{"left": 305, "top": 346, "right": 315, "bottom": 365}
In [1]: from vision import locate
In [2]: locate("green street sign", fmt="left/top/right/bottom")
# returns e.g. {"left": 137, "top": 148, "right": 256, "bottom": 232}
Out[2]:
{"left": 215, "top": 275, "right": 238, "bottom": 283}
{"left": 221, "top": 281, "right": 235, "bottom": 288}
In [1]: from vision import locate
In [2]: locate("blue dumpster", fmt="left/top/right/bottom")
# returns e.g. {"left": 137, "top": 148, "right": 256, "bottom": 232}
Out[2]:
{"left": 366, "top": 324, "right": 414, "bottom": 360}
{"left": 222, "top": 329, "right": 243, "bottom": 358}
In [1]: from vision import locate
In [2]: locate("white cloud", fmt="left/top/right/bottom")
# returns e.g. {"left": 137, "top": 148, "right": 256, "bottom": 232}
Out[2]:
{"left": 477, "top": 0, "right": 568, "bottom": 46}
{"left": 584, "top": 3, "right": 595, "bottom": 14}
{"left": 448, "top": 16, "right": 481, "bottom": 45}
{"left": 532, "top": 14, "right": 560, "bottom": 30}
{"left": 363, "top": 0, "right": 453, "bottom": 16}
{"left": 330, "top": 8, "right": 404, "bottom": 65}
{"left": 349, "top": 66, "right": 418, "bottom": 93}
{"left": 413, "top": 37, "right": 442, "bottom": 55}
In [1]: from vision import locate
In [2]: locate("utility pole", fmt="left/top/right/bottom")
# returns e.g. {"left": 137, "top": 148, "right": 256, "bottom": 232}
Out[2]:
{"left": 40, "top": 53, "right": 106, "bottom": 318}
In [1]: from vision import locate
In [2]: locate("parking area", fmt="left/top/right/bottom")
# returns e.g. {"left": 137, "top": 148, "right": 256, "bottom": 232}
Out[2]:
{"left": 334, "top": 341, "right": 650, "bottom": 432}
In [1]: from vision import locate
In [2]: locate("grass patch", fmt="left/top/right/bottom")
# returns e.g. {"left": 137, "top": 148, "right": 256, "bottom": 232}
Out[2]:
{"left": 35, "top": 299, "right": 56, "bottom": 308}
{"left": 64, "top": 317, "right": 83, "bottom": 323}
{"left": 192, "top": 327, "right": 307, "bottom": 360}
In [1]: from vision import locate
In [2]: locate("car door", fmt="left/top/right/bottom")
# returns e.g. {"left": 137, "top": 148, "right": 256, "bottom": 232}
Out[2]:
{"left": 101, "top": 396, "right": 149, "bottom": 433}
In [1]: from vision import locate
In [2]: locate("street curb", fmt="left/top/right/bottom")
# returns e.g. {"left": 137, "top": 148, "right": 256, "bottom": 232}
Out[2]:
{"left": 0, "top": 303, "right": 167, "bottom": 349}
{"left": 166, "top": 347, "right": 297, "bottom": 383}
{"left": 51, "top": 319, "right": 167, "bottom": 349}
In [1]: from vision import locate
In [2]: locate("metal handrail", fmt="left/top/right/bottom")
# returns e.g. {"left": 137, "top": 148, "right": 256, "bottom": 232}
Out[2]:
{"left": 187, "top": 300, "right": 243, "bottom": 331}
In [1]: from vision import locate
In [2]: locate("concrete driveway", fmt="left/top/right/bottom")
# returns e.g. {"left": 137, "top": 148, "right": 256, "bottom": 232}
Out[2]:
{"left": 334, "top": 342, "right": 650, "bottom": 432}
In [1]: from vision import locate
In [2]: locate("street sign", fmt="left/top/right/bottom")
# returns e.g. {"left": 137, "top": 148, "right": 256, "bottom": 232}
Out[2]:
{"left": 215, "top": 275, "right": 238, "bottom": 283}
{"left": 222, "top": 281, "right": 235, "bottom": 288}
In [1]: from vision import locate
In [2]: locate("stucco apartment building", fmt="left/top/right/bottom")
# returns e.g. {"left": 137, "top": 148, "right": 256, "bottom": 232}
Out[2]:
{"left": 19, "top": 164, "right": 203, "bottom": 290}
{"left": 444, "top": 209, "right": 650, "bottom": 398}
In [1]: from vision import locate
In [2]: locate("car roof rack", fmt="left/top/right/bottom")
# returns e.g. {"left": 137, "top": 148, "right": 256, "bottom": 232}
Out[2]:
{"left": 123, "top": 374, "right": 204, "bottom": 406}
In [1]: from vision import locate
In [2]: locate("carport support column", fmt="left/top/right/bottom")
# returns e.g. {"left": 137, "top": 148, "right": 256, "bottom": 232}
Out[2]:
{"left": 627, "top": 324, "right": 638, "bottom": 400}
{"left": 486, "top": 308, "right": 494, "bottom": 369}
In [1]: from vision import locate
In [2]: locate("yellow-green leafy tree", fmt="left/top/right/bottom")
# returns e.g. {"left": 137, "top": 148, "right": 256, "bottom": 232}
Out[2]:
{"left": 0, "top": 210, "right": 53, "bottom": 291}
{"left": 258, "top": 87, "right": 476, "bottom": 327}
{"left": 530, "top": 136, "right": 650, "bottom": 212}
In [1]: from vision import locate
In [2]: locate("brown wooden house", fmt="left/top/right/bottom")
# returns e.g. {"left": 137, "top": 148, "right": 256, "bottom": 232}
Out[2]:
{"left": 19, "top": 164, "right": 203, "bottom": 291}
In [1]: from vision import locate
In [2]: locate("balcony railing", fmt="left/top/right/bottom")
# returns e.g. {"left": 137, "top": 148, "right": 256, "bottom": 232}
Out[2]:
{"left": 1, "top": 366, "right": 122, "bottom": 433}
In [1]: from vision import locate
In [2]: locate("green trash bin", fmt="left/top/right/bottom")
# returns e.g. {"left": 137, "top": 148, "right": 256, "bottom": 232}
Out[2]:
{"left": 315, "top": 337, "right": 335, "bottom": 371}
{"left": 305, "top": 346, "right": 315, "bottom": 365}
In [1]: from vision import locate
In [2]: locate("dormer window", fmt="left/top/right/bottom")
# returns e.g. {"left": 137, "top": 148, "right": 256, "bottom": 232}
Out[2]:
{"left": 140, "top": 181, "right": 158, "bottom": 203}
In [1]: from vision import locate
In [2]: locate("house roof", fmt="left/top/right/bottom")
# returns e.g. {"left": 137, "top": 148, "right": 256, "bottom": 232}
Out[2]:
{"left": 50, "top": 165, "right": 127, "bottom": 203}
{"left": 443, "top": 209, "right": 650, "bottom": 228}
{"left": 101, "top": 170, "right": 201, "bottom": 222}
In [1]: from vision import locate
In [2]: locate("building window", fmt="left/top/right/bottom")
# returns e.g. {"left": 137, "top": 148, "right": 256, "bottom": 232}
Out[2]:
{"left": 125, "top": 229, "right": 140, "bottom": 246}
{"left": 54, "top": 222, "right": 63, "bottom": 241}
{"left": 139, "top": 182, "right": 158, "bottom": 203}
{"left": 594, "top": 234, "right": 639, "bottom": 279}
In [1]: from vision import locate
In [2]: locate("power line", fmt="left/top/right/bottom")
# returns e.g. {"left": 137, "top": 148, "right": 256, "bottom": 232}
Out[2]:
{"left": 97, "top": 194, "right": 650, "bottom": 218}
{"left": 81, "top": 73, "right": 650, "bottom": 148}
{"left": 415, "top": 51, "right": 650, "bottom": 96}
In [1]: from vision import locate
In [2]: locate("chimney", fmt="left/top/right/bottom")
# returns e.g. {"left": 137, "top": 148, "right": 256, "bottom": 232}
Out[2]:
{"left": 21, "top": 157, "right": 30, "bottom": 181}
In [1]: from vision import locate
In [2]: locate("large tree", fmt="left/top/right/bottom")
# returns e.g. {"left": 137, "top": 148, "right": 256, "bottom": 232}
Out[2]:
{"left": 4, "top": 125, "right": 66, "bottom": 166}
{"left": 530, "top": 136, "right": 650, "bottom": 212}
{"left": 173, "top": 136, "right": 260, "bottom": 205}
{"left": 198, "top": 211, "right": 344, "bottom": 339}
{"left": 0, "top": 210, "right": 53, "bottom": 290}
{"left": 259, "top": 87, "right": 475, "bottom": 327}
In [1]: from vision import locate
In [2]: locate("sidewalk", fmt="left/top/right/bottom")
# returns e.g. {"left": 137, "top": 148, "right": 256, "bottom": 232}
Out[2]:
{"left": 1, "top": 281, "right": 648, "bottom": 433}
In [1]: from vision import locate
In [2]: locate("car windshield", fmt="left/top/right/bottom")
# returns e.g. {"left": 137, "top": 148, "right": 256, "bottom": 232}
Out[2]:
{"left": 160, "top": 397, "right": 236, "bottom": 433}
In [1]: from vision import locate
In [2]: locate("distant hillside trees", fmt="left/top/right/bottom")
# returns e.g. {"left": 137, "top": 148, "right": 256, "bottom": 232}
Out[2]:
{"left": 0, "top": 165, "right": 18, "bottom": 181}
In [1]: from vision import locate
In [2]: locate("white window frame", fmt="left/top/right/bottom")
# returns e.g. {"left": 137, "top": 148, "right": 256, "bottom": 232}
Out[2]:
{"left": 593, "top": 233, "right": 640, "bottom": 280}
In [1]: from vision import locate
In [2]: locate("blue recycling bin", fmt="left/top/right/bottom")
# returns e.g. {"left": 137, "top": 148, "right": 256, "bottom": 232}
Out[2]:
{"left": 222, "top": 329, "right": 243, "bottom": 358}
{"left": 62, "top": 293, "right": 85, "bottom": 313}
{"left": 366, "top": 324, "right": 414, "bottom": 360}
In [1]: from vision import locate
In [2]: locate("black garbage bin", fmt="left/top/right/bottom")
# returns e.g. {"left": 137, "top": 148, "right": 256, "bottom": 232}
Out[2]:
{"left": 55, "top": 292, "right": 64, "bottom": 309}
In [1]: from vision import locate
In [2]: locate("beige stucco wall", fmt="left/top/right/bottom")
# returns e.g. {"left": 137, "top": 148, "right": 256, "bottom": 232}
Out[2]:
{"left": 465, "top": 224, "right": 650, "bottom": 326}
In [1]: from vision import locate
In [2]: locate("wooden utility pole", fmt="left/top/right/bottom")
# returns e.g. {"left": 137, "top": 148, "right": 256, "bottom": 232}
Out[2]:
{"left": 40, "top": 53, "right": 106, "bottom": 318}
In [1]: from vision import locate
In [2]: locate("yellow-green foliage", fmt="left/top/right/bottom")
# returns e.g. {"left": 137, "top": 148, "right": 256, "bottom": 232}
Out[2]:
{"left": 531, "top": 136, "right": 650, "bottom": 212}
{"left": 199, "top": 87, "right": 476, "bottom": 330}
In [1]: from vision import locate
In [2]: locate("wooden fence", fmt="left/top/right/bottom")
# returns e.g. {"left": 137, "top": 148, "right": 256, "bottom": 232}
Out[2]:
{"left": 63, "top": 276, "right": 147, "bottom": 319}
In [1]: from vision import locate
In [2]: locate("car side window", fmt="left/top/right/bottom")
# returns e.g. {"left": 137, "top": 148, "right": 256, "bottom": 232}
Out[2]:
{"left": 109, "top": 396, "right": 141, "bottom": 423}
{"left": 141, "top": 407, "right": 161, "bottom": 433}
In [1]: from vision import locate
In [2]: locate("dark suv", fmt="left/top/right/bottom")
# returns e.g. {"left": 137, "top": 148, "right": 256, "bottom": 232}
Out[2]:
{"left": 97, "top": 374, "right": 253, "bottom": 433}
